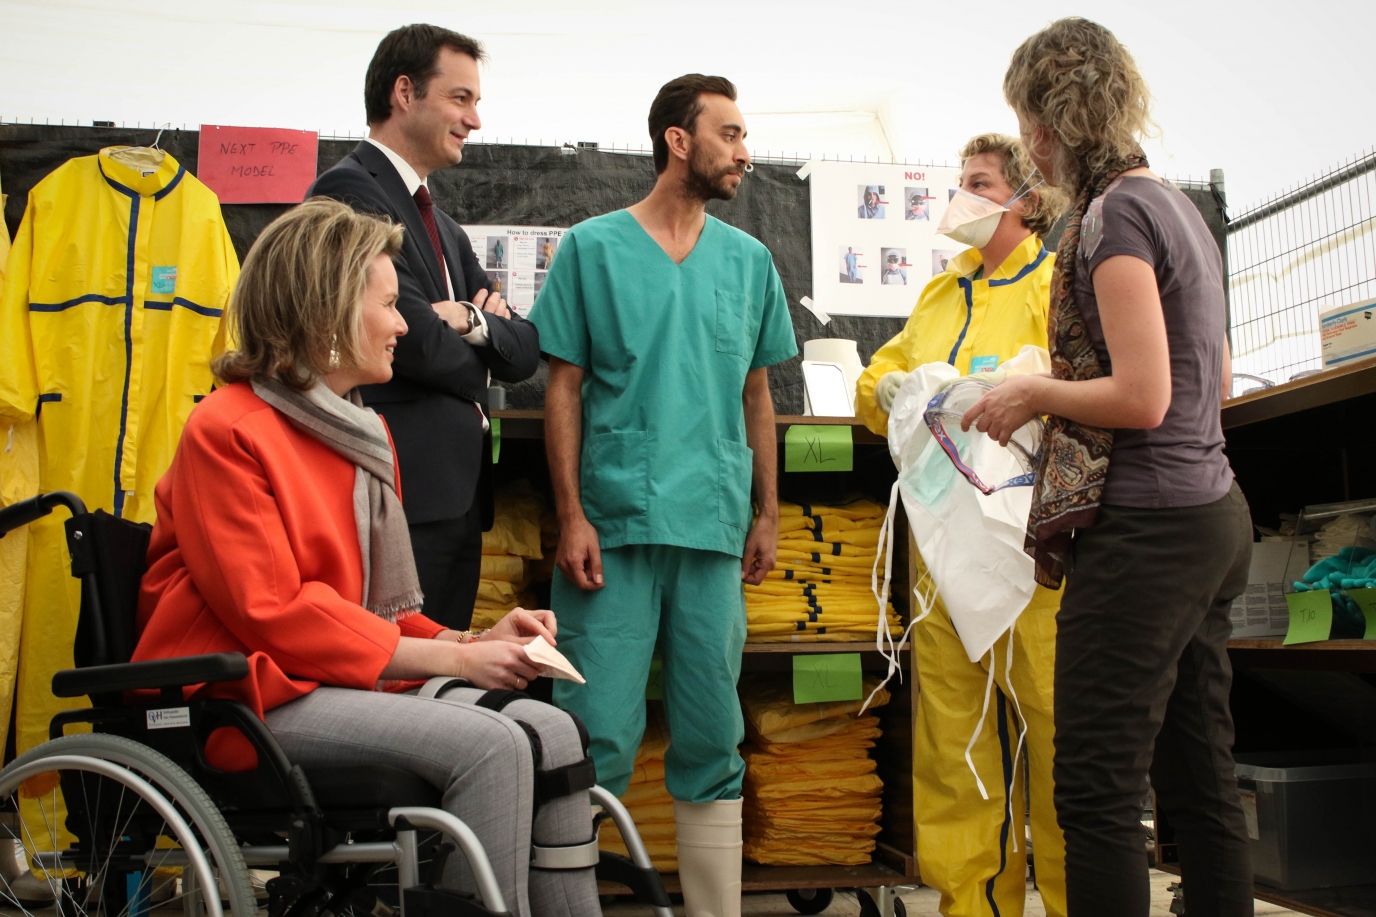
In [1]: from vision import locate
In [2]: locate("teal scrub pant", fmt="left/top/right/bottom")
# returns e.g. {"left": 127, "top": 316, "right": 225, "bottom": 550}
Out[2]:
{"left": 551, "top": 544, "right": 746, "bottom": 803}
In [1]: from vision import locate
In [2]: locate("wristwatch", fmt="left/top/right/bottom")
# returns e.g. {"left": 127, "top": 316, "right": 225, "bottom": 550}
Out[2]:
{"left": 459, "top": 300, "right": 479, "bottom": 332}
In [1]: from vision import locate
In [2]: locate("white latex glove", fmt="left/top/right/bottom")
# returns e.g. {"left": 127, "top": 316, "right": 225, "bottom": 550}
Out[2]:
{"left": 875, "top": 371, "right": 908, "bottom": 413}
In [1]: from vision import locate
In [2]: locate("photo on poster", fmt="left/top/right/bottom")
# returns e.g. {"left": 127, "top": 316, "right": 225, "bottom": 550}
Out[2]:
{"left": 932, "top": 250, "right": 958, "bottom": 275}
{"left": 488, "top": 270, "right": 509, "bottom": 295}
{"left": 838, "top": 246, "right": 865, "bottom": 284}
{"left": 856, "top": 185, "right": 887, "bottom": 220}
{"left": 533, "top": 271, "right": 547, "bottom": 296}
{"left": 905, "top": 188, "right": 933, "bottom": 221}
{"left": 536, "top": 237, "right": 558, "bottom": 270}
{"left": 485, "top": 237, "right": 509, "bottom": 270}
{"left": 880, "top": 248, "right": 909, "bottom": 286}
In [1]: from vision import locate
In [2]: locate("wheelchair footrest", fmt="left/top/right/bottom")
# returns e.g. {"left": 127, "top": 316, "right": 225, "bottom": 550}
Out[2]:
{"left": 403, "top": 885, "right": 508, "bottom": 917}
{"left": 595, "top": 851, "right": 672, "bottom": 907}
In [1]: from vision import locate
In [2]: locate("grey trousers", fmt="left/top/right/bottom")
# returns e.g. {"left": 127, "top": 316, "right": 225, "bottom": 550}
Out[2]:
{"left": 264, "top": 685, "right": 602, "bottom": 917}
{"left": 1054, "top": 483, "right": 1254, "bottom": 917}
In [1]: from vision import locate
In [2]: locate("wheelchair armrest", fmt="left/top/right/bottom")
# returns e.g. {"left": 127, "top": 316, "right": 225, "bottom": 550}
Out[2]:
{"left": 52, "top": 652, "right": 250, "bottom": 698}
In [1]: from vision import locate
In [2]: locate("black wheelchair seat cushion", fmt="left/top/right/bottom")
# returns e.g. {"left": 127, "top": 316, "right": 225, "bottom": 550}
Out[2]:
{"left": 305, "top": 764, "right": 442, "bottom": 811}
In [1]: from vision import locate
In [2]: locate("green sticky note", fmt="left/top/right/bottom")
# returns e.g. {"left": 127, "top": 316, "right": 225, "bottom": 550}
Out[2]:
{"left": 792, "top": 653, "right": 863, "bottom": 704}
{"left": 784, "top": 425, "right": 854, "bottom": 473}
{"left": 1283, "top": 591, "right": 1333, "bottom": 645}
{"left": 491, "top": 417, "right": 501, "bottom": 464}
{"left": 645, "top": 655, "right": 664, "bottom": 700}
{"left": 1347, "top": 588, "right": 1376, "bottom": 639}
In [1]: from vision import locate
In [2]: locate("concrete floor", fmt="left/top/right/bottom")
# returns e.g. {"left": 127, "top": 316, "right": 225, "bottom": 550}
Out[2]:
{"left": 603, "top": 870, "right": 1301, "bottom": 916}
{"left": 0, "top": 868, "right": 1304, "bottom": 916}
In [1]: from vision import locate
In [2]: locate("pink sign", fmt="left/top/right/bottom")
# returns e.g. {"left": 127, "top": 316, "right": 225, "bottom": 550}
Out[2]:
{"left": 197, "top": 125, "right": 318, "bottom": 204}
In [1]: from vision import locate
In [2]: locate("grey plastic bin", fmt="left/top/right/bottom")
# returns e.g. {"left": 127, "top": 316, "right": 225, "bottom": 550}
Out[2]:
{"left": 1235, "top": 750, "right": 1376, "bottom": 890}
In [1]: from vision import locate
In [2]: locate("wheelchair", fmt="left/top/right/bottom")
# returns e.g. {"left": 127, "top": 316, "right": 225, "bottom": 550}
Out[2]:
{"left": 0, "top": 492, "right": 671, "bottom": 917}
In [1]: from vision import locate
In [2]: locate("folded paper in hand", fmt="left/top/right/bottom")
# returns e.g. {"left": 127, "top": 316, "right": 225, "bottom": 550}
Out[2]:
{"left": 524, "top": 635, "right": 586, "bottom": 683}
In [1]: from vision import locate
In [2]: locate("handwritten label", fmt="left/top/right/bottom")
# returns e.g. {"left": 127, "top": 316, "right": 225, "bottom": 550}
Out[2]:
{"left": 1347, "top": 587, "right": 1376, "bottom": 639}
{"left": 197, "top": 125, "right": 319, "bottom": 204}
{"left": 785, "top": 425, "right": 853, "bottom": 473}
{"left": 793, "top": 653, "right": 863, "bottom": 704}
{"left": 1283, "top": 590, "right": 1333, "bottom": 645}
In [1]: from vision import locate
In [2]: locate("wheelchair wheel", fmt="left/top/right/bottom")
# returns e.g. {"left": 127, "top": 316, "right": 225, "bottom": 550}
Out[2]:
{"left": 0, "top": 733, "right": 257, "bottom": 917}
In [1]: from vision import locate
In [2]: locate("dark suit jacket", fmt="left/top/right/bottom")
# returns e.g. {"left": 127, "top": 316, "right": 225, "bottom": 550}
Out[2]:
{"left": 308, "top": 141, "right": 541, "bottom": 527}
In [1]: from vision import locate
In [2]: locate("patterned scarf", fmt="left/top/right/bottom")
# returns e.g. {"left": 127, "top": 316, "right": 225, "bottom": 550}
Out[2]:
{"left": 1025, "top": 149, "right": 1149, "bottom": 588}
{"left": 252, "top": 377, "right": 424, "bottom": 619}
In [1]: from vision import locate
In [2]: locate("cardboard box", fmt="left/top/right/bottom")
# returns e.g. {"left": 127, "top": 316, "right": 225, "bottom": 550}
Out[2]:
{"left": 1320, "top": 297, "right": 1376, "bottom": 368}
{"left": 1229, "top": 541, "right": 1312, "bottom": 637}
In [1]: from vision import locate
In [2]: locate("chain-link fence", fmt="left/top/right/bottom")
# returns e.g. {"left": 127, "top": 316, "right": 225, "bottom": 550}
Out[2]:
{"left": 1227, "top": 149, "right": 1376, "bottom": 384}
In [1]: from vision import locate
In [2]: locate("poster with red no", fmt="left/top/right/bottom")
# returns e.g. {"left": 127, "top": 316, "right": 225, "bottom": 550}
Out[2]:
{"left": 197, "top": 125, "right": 318, "bottom": 204}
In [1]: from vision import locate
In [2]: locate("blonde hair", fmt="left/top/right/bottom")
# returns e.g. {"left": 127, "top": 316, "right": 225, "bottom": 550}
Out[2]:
{"left": 959, "top": 132, "right": 1066, "bottom": 237}
{"left": 1003, "top": 17, "right": 1155, "bottom": 192}
{"left": 214, "top": 198, "right": 404, "bottom": 389}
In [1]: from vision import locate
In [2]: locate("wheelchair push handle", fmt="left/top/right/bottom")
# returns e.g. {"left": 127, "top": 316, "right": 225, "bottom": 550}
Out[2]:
{"left": 0, "top": 490, "right": 87, "bottom": 537}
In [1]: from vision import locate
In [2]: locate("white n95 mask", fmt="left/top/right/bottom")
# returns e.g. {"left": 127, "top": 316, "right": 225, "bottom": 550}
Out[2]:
{"left": 937, "top": 189, "right": 1007, "bottom": 249}
{"left": 938, "top": 174, "right": 1046, "bottom": 250}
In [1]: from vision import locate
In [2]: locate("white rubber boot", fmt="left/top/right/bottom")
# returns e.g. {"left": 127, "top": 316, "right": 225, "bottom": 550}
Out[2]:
{"left": 674, "top": 798, "right": 743, "bottom": 917}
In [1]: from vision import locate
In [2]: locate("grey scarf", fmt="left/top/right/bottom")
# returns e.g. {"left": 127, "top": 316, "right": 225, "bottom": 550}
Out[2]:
{"left": 252, "top": 377, "right": 424, "bottom": 620}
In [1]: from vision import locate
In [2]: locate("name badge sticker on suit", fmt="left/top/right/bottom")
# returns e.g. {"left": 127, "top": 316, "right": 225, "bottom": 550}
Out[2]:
{"left": 969, "top": 355, "right": 1000, "bottom": 374}
{"left": 151, "top": 266, "right": 178, "bottom": 295}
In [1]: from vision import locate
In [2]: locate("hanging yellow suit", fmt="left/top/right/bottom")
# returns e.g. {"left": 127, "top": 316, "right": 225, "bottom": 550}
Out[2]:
{"left": 1, "top": 166, "right": 39, "bottom": 759}
{"left": 0, "top": 148, "right": 237, "bottom": 784}
{"left": 855, "top": 234, "right": 1067, "bottom": 917}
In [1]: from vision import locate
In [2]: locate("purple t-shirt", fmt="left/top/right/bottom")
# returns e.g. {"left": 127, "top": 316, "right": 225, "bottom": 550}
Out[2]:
{"left": 1074, "top": 175, "right": 1234, "bottom": 508}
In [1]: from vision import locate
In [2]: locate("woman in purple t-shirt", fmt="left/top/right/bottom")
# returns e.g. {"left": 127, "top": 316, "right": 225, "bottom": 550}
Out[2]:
{"left": 963, "top": 17, "right": 1255, "bottom": 917}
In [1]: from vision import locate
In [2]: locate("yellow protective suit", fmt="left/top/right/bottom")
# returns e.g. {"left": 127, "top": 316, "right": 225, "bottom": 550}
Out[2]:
{"left": 1, "top": 167, "right": 39, "bottom": 758}
{"left": 0, "top": 147, "right": 237, "bottom": 784}
{"left": 855, "top": 233, "right": 1067, "bottom": 917}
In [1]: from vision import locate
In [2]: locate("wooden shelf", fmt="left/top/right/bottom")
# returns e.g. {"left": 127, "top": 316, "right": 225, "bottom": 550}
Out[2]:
{"left": 491, "top": 410, "right": 885, "bottom": 444}
{"left": 740, "top": 643, "right": 910, "bottom": 673}
{"left": 1227, "top": 637, "right": 1376, "bottom": 672}
{"left": 599, "top": 861, "right": 913, "bottom": 895}
{"left": 1222, "top": 357, "right": 1376, "bottom": 430}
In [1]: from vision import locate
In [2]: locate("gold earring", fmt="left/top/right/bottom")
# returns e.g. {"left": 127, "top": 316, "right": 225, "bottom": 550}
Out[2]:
{"left": 329, "top": 336, "right": 342, "bottom": 370}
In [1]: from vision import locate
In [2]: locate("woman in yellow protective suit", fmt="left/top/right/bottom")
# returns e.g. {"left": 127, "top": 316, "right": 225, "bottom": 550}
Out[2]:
{"left": 855, "top": 134, "right": 1067, "bottom": 917}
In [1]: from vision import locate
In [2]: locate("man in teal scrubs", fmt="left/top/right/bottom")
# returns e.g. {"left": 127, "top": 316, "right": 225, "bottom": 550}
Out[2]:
{"left": 529, "top": 74, "right": 796, "bottom": 916}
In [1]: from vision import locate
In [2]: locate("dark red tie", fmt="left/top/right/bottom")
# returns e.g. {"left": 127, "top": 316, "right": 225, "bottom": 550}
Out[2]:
{"left": 412, "top": 185, "right": 446, "bottom": 272}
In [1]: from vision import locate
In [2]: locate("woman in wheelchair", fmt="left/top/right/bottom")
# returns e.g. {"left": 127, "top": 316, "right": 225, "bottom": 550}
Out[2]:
{"left": 131, "top": 199, "right": 603, "bottom": 916}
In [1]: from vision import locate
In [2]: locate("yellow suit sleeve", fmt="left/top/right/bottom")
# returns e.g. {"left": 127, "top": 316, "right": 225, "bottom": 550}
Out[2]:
{"left": 855, "top": 313, "right": 920, "bottom": 437}
{"left": 0, "top": 194, "right": 38, "bottom": 424}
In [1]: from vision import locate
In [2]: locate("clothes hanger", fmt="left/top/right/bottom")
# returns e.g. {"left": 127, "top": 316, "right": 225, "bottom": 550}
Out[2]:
{"left": 107, "top": 124, "right": 170, "bottom": 174}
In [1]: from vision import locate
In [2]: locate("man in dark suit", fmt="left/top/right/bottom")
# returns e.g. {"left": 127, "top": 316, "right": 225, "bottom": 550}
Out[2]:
{"left": 309, "top": 24, "right": 540, "bottom": 629}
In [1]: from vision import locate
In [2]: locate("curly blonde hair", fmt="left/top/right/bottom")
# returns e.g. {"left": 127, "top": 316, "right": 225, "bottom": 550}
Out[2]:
{"left": 959, "top": 133, "right": 1066, "bottom": 237}
{"left": 1003, "top": 17, "right": 1155, "bottom": 192}
{"left": 214, "top": 198, "right": 403, "bottom": 390}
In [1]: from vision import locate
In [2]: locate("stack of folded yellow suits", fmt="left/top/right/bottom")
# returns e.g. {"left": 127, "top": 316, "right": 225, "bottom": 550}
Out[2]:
{"left": 740, "top": 676, "right": 890, "bottom": 866}
{"left": 745, "top": 499, "right": 902, "bottom": 642}
{"left": 472, "top": 482, "right": 549, "bottom": 629}
{"left": 598, "top": 704, "right": 678, "bottom": 872}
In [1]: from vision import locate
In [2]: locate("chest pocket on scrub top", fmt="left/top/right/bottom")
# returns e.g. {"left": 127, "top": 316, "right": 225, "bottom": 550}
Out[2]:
{"left": 715, "top": 290, "right": 753, "bottom": 358}
{"left": 581, "top": 431, "right": 649, "bottom": 520}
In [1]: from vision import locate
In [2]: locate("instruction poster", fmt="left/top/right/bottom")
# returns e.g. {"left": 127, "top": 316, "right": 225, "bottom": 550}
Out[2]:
{"left": 802, "top": 159, "right": 965, "bottom": 318}
{"left": 462, "top": 225, "right": 567, "bottom": 316}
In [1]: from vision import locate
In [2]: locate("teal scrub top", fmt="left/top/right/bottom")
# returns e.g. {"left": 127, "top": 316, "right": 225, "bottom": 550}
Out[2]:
{"left": 529, "top": 210, "right": 798, "bottom": 557}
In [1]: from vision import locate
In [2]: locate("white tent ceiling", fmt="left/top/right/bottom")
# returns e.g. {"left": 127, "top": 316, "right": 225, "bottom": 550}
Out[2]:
{"left": 2, "top": 0, "right": 1371, "bottom": 212}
